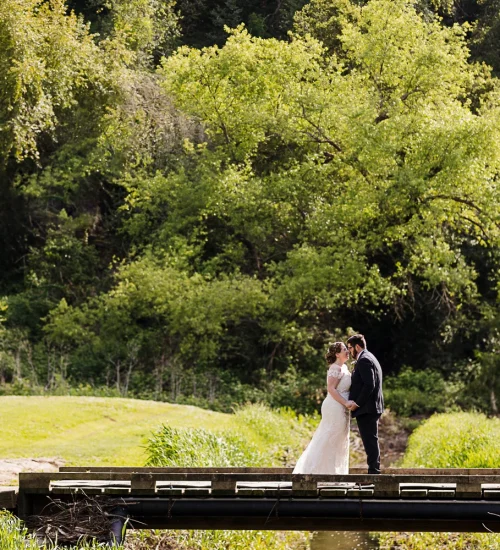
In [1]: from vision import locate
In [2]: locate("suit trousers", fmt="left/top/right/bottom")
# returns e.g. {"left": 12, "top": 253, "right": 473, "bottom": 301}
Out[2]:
{"left": 356, "top": 413, "right": 382, "bottom": 474}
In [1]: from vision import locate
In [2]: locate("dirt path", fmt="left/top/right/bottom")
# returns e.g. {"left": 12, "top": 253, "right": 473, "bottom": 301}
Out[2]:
{"left": 350, "top": 410, "right": 410, "bottom": 469}
{"left": 0, "top": 458, "right": 65, "bottom": 486}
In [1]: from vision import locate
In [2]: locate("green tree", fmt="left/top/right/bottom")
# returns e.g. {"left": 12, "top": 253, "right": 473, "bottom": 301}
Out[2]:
{"left": 153, "top": 4, "right": 500, "bottom": 389}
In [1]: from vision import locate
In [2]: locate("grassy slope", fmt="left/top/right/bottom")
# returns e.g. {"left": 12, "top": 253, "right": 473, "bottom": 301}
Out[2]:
{"left": 0, "top": 396, "right": 239, "bottom": 466}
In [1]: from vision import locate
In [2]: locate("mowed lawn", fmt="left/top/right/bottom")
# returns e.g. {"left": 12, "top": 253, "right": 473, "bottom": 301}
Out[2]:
{"left": 0, "top": 396, "right": 238, "bottom": 466}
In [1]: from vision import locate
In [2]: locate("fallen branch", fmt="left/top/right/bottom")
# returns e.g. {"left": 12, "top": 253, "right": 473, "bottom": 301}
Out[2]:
{"left": 26, "top": 494, "right": 132, "bottom": 545}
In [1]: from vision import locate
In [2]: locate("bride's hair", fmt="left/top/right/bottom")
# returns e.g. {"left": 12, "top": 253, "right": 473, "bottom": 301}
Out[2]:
{"left": 325, "top": 342, "right": 344, "bottom": 364}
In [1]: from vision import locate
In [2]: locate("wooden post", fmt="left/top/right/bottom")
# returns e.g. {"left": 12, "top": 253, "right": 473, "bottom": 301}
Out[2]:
{"left": 372, "top": 476, "right": 400, "bottom": 498}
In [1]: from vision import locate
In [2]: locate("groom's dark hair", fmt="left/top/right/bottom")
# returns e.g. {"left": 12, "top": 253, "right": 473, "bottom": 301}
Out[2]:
{"left": 347, "top": 334, "right": 366, "bottom": 349}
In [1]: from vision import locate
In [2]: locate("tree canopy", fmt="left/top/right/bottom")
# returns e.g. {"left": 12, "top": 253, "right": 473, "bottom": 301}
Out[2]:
{"left": 0, "top": 0, "right": 499, "bottom": 413}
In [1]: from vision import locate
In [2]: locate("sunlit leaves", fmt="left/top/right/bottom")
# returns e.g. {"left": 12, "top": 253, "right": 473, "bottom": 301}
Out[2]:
{"left": 0, "top": 0, "right": 113, "bottom": 161}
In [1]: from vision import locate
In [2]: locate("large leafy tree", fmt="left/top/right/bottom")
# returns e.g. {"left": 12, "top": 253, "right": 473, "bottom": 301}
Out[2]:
{"left": 47, "top": 0, "right": 500, "bottom": 404}
{"left": 151, "top": 1, "right": 500, "bottom": 373}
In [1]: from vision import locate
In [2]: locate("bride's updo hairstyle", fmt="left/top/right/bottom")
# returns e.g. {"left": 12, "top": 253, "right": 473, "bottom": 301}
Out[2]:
{"left": 325, "top": 342, "right": 344, "bottom": 365}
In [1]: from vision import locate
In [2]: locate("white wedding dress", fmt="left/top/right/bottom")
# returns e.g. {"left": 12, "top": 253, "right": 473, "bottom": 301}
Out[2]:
{"left": 293, "top": 364, "right": 351, "bottom": 474}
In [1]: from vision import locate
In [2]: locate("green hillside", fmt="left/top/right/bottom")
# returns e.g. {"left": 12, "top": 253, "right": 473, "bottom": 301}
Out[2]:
{"left": 0, "top": 396, "right": 238, "bottom": 466}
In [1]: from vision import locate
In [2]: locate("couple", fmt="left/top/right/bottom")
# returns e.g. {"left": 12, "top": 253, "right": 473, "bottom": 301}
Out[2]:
{"left": 293, "top": 334, "right": 384, "bottom": 475}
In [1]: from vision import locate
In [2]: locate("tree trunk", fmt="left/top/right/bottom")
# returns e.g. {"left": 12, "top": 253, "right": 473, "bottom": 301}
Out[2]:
{"left": 155, "top": 354, "right": 165, "bottom": 400}
{"left": 115, "top": 360, "right": 121, "bottom": 393}
{"left": 15, "top": 347, "right": 22, "bottom": 380}
{"left": 491, "top": 388, "right": 498, "bottom": 415}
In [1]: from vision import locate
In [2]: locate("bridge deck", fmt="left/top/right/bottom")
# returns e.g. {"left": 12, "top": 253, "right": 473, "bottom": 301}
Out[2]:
{"left": 13, "top": 468, "right": 500, "bottom": 533}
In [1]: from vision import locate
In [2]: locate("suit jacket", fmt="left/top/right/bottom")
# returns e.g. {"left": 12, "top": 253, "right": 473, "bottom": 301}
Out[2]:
{"left": 349, "top": 349, "right": 384, "bottom": 418}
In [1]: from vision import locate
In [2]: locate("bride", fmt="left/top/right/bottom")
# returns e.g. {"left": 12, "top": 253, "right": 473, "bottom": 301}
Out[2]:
{"left": 293, "top": 342, "right": 352, "bottom": 474}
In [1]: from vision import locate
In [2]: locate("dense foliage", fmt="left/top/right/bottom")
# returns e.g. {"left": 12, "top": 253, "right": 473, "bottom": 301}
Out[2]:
{"left": 384, "top": 367, "right": 451, "bottom": 417}
{"left": 0, "top": 0, "right": 499, "bottom": 413}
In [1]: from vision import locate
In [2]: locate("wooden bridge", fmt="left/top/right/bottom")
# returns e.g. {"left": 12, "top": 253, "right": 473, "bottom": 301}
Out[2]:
{"left": 3, "top": 467, "right": 500, "bottom": 542}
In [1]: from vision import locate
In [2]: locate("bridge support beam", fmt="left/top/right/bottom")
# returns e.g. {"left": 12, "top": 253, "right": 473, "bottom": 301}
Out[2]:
{"left": 122, "top": 498, "right": 500, "bottom": 533}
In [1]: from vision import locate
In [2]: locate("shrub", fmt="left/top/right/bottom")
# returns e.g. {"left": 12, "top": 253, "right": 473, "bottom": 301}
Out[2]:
{"left": 384, "top": 367, "right": 450, "bottom": 417}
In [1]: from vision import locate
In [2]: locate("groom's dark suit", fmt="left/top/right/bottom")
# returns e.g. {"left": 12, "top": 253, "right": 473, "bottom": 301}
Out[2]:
{"left": 349, "top": 349, "right": 384, "bottom": 474}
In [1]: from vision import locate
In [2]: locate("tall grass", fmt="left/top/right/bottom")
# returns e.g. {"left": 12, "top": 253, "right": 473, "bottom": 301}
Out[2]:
{"left": 402, "top": 411, "right": 500, "bottom": 468}
{"left": 146, "top": 425, "right": 263, "bottom": 467}
{"left": 0, "top": 511, "right": 41, "bottom": 550}
{"left": 143, "top": 403, "right": 314, "bottom": 550}
{"left": 146, "top": 403, "right": 319, "bottom": 468}
{"left": 378, "top": 412, "right": 500, "bottom": 549}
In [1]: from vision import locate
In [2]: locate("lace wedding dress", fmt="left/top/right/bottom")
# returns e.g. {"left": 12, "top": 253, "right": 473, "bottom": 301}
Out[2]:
{"left": 293, "top": 364, "right": 351, "bottom": 474}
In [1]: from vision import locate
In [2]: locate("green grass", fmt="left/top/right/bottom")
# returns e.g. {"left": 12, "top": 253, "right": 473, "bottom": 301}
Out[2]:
{"left": 378, "top": 532, "right": 500, "bottom": 549}
{"left": 127, "top": 528, "right": 309, "bottom": 549}
{"left": 0, "top": 398, "right": 314, "bottom": 550}
{"left": 0, "top": 511, "right": 309, "bottom": 550}
{"left": 0, "top": 396, "right": 241, "bottom": 466}
{"left": 378, "top": 412, "right": 500, "bottom": 549}
{"left": 402, "top": 411, "right": 500, "bottom": 468}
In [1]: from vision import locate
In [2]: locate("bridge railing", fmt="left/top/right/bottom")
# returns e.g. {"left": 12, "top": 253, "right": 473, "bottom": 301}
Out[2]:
{"left": 18, "top": 467, "right": 500, "bottom": 500}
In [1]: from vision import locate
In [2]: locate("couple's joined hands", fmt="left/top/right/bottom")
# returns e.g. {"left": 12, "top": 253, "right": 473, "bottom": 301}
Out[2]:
{"left": 345, "top": 400, "right": 359, "bottom": 411}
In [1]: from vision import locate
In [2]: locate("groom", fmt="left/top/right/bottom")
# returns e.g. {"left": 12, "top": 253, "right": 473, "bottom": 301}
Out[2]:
{"left": 346, "top": 334, "right": 384, "bottom": 474}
